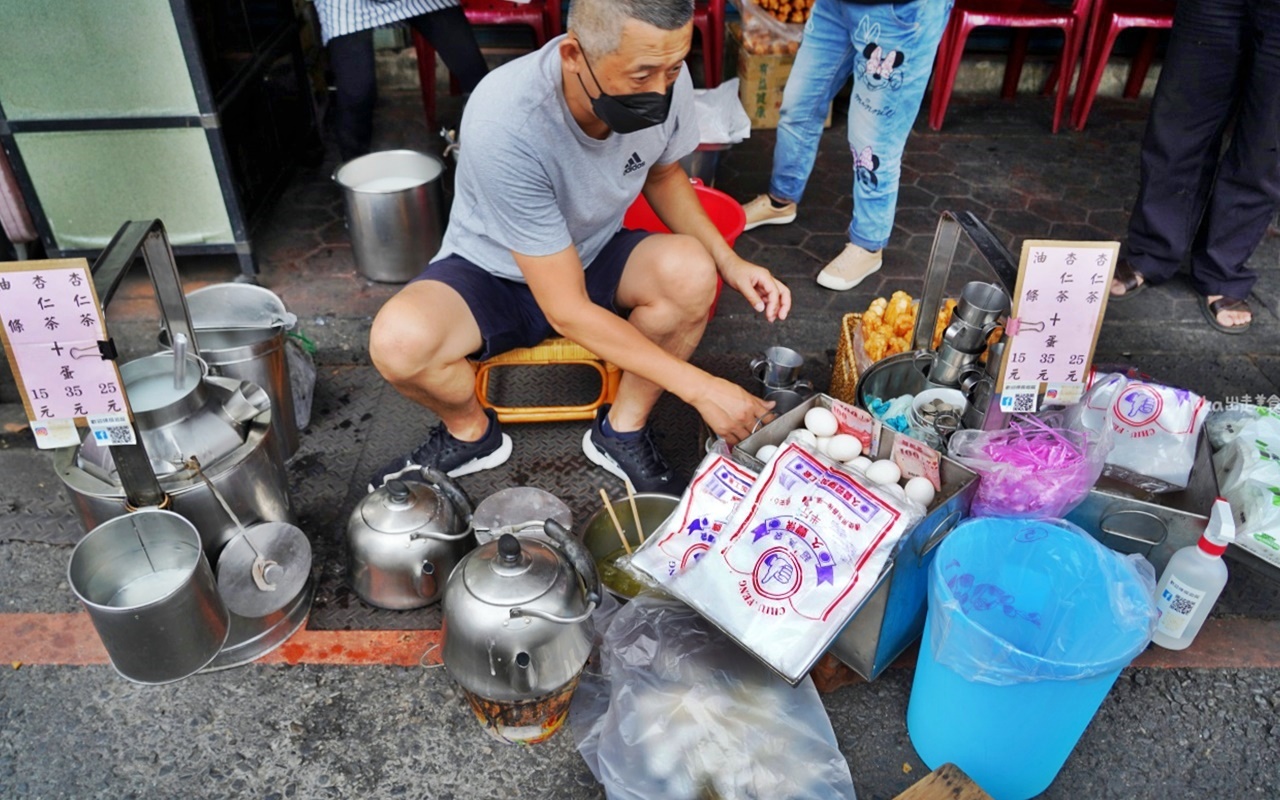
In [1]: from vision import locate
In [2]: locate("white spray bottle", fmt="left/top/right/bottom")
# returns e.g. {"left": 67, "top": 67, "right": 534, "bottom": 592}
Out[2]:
{"left": 1151, "top": 498, "right": 1234, "bottom": 650}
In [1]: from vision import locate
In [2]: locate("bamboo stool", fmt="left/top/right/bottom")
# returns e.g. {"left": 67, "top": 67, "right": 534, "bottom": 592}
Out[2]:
{"left": 474, "top": 337, "right": 620, "bottom": 423}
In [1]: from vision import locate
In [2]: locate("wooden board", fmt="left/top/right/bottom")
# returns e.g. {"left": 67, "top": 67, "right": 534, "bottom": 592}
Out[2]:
{"left": 893, "top": 763, "right": 993, "bottom": 800}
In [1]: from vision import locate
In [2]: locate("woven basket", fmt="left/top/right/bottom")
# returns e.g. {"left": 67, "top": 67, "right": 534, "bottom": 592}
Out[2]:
{"left": 829, "top": 312, "right": 862, "bottom": 406}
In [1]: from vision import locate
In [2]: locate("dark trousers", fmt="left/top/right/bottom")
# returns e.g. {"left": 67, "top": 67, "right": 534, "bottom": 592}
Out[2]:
{"left": 1126, "top": 0, "right": 1280, "bottom": 299}
{"left": 327, "top": 6, "right": 488, "bottom": 160}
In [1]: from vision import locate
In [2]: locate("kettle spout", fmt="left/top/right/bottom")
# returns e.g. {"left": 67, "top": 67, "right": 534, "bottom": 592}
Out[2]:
{"left": 508, "top": 651, "right": 537, "bottom": 696}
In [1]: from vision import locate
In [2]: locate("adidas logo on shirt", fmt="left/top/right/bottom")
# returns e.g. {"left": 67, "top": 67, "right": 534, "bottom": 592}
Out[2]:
{"left": 623, "top": 152, "right": 646, "bottom": 176}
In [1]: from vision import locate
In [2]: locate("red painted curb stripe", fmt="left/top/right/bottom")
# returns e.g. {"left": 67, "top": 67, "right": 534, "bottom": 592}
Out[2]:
{"left": 0, "top": 614, "right": 443, "bottom": 668}
{"left": 0, "top": 613, "right": 1275, "bottom": 670}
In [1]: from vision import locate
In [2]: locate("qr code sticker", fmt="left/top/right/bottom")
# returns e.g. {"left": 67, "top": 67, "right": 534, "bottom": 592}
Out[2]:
{"left": 1169, "top": 595, "right": 1196, "bottom": 616}
{"left": 91, "top": 424, "right": 135, "bottom": 446}
{"left": 1000, "top": 386, "right": 1039, "bottom": 414}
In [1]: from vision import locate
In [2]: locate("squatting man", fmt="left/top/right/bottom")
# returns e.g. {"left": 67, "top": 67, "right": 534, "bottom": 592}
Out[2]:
{"left": 367, "top": 0, "right": 792, "bottom": 493}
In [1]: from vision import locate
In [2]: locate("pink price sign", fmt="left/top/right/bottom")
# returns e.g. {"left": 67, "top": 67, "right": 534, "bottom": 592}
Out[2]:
{"left": 997, "top": 240, "right": 1120, "bottom": 407}
{"left": 0, "top": 260, "right": 128, "bottom": 423}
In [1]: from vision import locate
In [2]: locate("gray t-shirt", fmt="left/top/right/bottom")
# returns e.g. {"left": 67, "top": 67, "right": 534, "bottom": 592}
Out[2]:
{"left": 435, "top": 35, "right": 701, "bottom": 282}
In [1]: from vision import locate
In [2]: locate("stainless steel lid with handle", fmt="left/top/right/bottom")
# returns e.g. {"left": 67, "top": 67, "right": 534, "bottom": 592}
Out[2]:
{"left": 360, "top": 479, "right": 455, "bottom": 535}
{"left": 462, "top": 535, "right": 564, "bottom": 606}
{"left": 217, "top": 521, "right": 312, "bottom": 618}
{"left": 472, "top": 486, "right": 571, "bottom": 545}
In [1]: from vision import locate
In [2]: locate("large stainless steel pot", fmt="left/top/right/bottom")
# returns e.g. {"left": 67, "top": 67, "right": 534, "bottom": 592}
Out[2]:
{"left": 346, "top": 469, "right": 475, "bottom": 609}
{"left": 442, "top": 521, "right": 599, "bottom": 705}
{"left": 55, "top": 355, "right": 291, "bottom": 556}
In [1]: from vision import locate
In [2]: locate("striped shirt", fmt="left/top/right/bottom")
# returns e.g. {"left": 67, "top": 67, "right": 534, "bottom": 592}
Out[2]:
{"left": 312, "top": 0, "right": 461, "bottom": 45}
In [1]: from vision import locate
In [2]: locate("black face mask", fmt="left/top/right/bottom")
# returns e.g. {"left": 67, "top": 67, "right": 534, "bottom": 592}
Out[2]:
{"left": 577, "top": 51, "right": 673, "bottom": 134}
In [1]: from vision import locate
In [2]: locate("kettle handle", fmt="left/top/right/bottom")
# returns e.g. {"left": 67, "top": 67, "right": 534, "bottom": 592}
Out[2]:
{"left": 543, "top": 519, "right": 602, "bottom": 607}
{"left": 417, "top": 466, "right": 475, "bottom": 541}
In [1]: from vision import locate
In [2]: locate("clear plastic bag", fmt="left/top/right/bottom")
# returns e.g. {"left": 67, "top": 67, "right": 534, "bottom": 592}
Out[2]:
{"left": 1071, "top": 372, "right": 1209, "bottom": 492}
{"left": 1207, "top": 405, "right": 1280, "bottom": 566}
{"left": 947, "top": 413, "right": 1109, "bottom": 519}
{"left": 927, "top": 517, "right": 1156, "bottom": 685}
{"left": 285, "top": 333, "right": 317, "bottom": 431}
{"left": 730, "top": 0, "right": 806, "bottom": 56}
{"left": 570, "top": 595, "right": 857, "bottom": 800}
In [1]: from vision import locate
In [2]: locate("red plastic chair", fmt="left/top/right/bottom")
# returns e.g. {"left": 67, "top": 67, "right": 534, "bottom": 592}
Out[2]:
{"left": 1070, "top": 0, "right": 1174, "bottom": 130}
{"left": 412, "top": 0, "right": 562, "bottom": 129}
{"left": 692, "top": 0, "right": 727, "bottom": 88}
{"left": 929, "top": 0, "right": 1094, "bottom": 133}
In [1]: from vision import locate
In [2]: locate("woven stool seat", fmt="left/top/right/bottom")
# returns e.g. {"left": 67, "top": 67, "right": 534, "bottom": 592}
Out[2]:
{"left": 474, "top": 337, "right": 620, "bottom": 423}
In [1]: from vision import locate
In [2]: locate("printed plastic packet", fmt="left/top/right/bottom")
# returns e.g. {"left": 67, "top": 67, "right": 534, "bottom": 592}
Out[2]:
{"left": 1071, "top": 372, "right": 1209, "bottom": 492}
{"left": 628, "top": 452, "right": 757, "bottom": 586}
{"left": 663, "top": 441, "right": 925, "bottom": 684}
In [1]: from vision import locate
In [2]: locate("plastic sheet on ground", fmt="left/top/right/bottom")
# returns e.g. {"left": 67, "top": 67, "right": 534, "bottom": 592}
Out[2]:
{"left": 570, "top": 595, "right": 856, "bottom": 800}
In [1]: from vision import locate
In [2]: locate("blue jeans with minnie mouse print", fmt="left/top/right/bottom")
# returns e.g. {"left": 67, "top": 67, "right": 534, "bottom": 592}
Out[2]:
{"left": 768, "top": 0, "right": 953, "bottom": 252}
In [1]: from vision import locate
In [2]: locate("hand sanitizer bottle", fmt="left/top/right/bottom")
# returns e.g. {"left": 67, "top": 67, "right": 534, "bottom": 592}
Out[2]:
{"left": 1151, "top": 498, "right": 1234, "bottom": 650}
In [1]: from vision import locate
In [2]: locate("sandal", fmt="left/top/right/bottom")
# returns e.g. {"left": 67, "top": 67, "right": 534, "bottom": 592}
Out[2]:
{"left": 1199, "top": 295, "right": 1253, "bottom": 335}
{"left": 1109, "top": 259, "right": 1147, "bottom": 302}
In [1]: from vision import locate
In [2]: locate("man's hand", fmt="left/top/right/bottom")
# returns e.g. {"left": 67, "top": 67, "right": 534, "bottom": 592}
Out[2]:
{"left": 718, "top": 253, "right": 791, "bottom": 322}
{"left": 687, "top": 374, "right": 776, "bottom": 446}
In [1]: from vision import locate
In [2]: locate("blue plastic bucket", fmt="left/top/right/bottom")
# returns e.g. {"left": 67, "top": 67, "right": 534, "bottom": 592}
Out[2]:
{"left": 906, "top": 517, "right": 1155, "bottom": 800}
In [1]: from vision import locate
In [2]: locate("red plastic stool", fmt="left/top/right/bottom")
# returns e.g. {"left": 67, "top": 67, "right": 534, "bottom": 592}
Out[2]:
{"left": 692, "top": 0, "right": 727, "bottom": 87}
{"left": 1070, "top": 0, "right": 1174, "bottom": 130}
{"left": 929, "top": 0, "right": 1094, "bottom": 133}
{"left": 412, "top": 0, "right": 561, "bottom": 130}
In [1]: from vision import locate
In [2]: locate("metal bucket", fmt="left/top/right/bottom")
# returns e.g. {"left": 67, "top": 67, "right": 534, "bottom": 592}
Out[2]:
{"left": 582, "top": 493, "right": 680, "bottom": 600}
{"left": 334, "top": 149, "right": 445, "bottom": 283}
{"left": 68, "top": 509, "right": 229, "bottom": 684}
{"left": 177, "top": 283, "right": 300, "bottom": 462}
{"left": 677, "top": 143, "right": 730, "bottom": 186}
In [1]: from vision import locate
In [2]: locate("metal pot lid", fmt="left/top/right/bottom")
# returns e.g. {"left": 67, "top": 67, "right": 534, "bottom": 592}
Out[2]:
{"left": 216, "top": 521, "right": 312, "bottom": 617}
{"left": 472, "top": 487, "right": 571, "bottom": 545}
{"left": 462, "top": 535, "right": 561, "bottom": 606}
{"left": 360, "top": 479, "right": 450, "bottom": 535}
{"left": 184, "top": 283, "right": 296, "bottom": 331}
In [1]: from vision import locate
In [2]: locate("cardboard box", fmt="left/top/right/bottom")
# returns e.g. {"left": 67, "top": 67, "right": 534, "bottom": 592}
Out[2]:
{"left": 730, "top": 23, "right": 832, "bottom": 130}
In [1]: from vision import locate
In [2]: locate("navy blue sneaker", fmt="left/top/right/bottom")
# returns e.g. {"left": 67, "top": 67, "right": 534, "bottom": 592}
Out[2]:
{"left": 367, "top": 408, "right": 512, "bottom": 492}
{"left": 581, "top": 405, "right": 688, "bottom": 494}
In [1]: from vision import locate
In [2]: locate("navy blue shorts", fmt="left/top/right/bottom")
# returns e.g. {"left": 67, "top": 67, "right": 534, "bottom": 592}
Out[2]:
{"left": 413, "top": 229, "right": 651, "bottom": 360}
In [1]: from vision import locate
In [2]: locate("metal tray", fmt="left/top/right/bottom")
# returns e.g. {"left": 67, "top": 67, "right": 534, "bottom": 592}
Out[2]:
{"left": 1066, "top": 429, "right": 1280, "bottom": 583}
{"left": 733, "top": 394, "right": 978, "bottom": 681}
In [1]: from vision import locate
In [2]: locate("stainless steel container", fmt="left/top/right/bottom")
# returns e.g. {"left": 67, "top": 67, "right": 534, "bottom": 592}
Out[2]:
{"left": 734, "top": 393, "right": 978, "bottom": 681}
{"left": 1065, "top": 429, "right": 1219, "bottom": 575}
{"left": 334, "top": 149, "right": 445, "bottom": 283}
{"left": 56, "top": 363, "right": 291, "bottom": 557}
{"left": 346, "top": 472, "right": 475, "bottom": 610}
{"left": 442, "top": 522, "right": 599, "bottom": 743}
{"left": 68, "top": 509, "right": 229, "bottom": 684}
{"left": 169, "top": 283, "right": 301, "bottom": 463}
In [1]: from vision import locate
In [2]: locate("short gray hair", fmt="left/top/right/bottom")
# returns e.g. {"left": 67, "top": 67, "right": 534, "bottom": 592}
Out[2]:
{"left": 567, "top": 0, "right": 694, "bottom": 57}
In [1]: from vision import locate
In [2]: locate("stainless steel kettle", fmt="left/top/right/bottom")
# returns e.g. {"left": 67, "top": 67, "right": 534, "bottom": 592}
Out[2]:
{"left": 441, "top": 520, "right": 600, "bottom": 704}
{"left": 345, "top": 468, "right": 474, "bottom": 610}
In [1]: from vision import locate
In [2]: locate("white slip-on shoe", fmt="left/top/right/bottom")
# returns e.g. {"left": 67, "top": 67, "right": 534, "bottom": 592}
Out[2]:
{"left": 816, "top": 243, "right": 883, "bottom": 291}
{"left": 742, "top": 194, "right": 798, "bottom": 231}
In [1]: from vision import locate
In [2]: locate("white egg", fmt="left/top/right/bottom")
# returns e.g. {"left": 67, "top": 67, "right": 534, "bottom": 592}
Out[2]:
{"left": 803, "top": 406, "right": 839, "bottom": 437}
{"left": 785, "top": 428, "right": 818, "bottom": 448}
{"left": 755, "top": 443, "right": 779, "bottom": 462}
{"left": 864, "top": 459, "right": 902, "bottom": 486}
{"left": 847, "top": 456, "right": 874, "bottom": 472}
{"left": 825, "top": 433, "right": 862, "bottom": 462}
{"left": 904, "top": 476, "right": 937, "bottom": 507}
{"left": 815, "top": 435, "right": 832, "bottom": 456}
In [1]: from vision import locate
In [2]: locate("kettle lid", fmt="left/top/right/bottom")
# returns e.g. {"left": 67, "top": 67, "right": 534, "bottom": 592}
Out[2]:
{"left": 360, "top": 479, "right": 448, "bottom": 534}
{"left": 462, "top": 534, "right": 562, "bottom": 605}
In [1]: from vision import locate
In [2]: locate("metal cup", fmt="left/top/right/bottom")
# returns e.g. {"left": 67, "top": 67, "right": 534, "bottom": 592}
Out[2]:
{"left": 954, "top": 281, "right": 1010, "bottom": 329}
{"left": 764, "top": 387, "right": 812, "bottom": 415}
{"left": 68, "top": 509, "right": 229, "bottom": 684}
{"left": 750, "top": 346, "right": 805, "bottom": 389}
